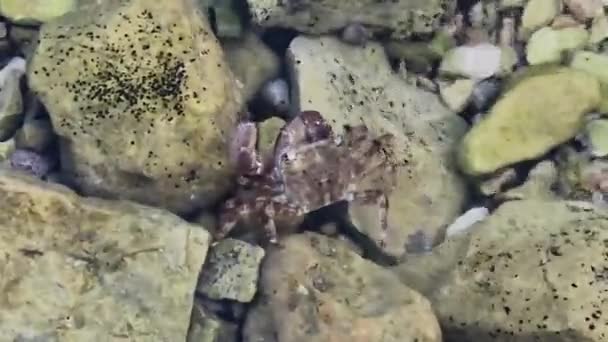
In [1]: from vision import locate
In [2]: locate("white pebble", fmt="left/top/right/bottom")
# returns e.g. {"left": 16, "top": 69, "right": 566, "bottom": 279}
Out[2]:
{"left": 0, "top": 57, "right": 26, "bottom": 87}
{"left": 445, "top": 207, "right": 490, "bottom": 237}
{"left": 440, "top": 43, "right": 502, "bottom": 80}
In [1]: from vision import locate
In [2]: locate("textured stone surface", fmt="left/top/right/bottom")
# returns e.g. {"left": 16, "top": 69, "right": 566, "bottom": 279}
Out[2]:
{"left": 244, "top": 233, "right": 442, "bottom": 342}
{"left": 28, "top": 0, "right": 242, "bottom": 215}
{"left": 526, "top": 26, "right": 588, "bottom": 65}
{"left": 398, "top": 199, "right": 608, "bottom": 342}
{"left": 0, "top": 0, "right": 77, "bottom": 24}
{"left": 0, "top": 169, "right": 210, "bottom": 341}
{"left": 287, "top": 35, "right": 468, "bottom": 258}
{"left": 222, "top": 31, "right": 280, "bottom": 102}
{"left": 458, "top": 67, "right": 601, "bottom": 175}
{"left": 197, "top": 238, "right": 265, "bottom": 303}
{"left": 246, "top": 0, "right": 454, "bottom": 39}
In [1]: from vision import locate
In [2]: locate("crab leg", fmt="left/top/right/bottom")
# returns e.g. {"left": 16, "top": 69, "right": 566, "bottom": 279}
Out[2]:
{"left": 216, "top": 198, "right": 249, "bottom": 240}
{"left": 262, "top": 203, "right": 279, "bottom": 243}
{"left": 352, "top": 190, "right": 389, "bottom": 248}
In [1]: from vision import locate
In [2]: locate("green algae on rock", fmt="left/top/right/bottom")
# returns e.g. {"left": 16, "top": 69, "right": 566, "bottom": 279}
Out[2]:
{"left": 27, "top": 0, "right": 243, "bottom": 215}
{"left": 584, "top": 118, "right": 608, "bottom": 157}
{"left": 0, "top": 169, "right": 210, "bottom": 342}
{"left": 197, "top": 238, "right": 265, "bottom": 303}
{"left": 0, "top": 0, "right": 77, "bottom": 24}
{"left": 458, "top": 68, "right": 601, "bottom": 176}
{"left": 526, "top": 26, "right": 588, "bottom": 65}
{"left": 520, "top": 0, "right": 561, "bottom": 38}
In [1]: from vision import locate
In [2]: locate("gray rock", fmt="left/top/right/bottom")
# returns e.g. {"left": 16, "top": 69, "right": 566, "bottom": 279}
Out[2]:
{"left": 286, "top": 36, "right": 468, "bottom": 258}
{"left": 197, "top": 238, "right": 265, "bottom": 303}
{"left": 0, "top": 169, "right": 210, "bottom": 341}
{"left": 27, "top": 0, "right": 243, "bottom": 215}
{"left": 501, "top": 160, "right": 559, "bottom": 200}
{"left": 222, "top": 32, "right": 280, "bottom": 102}
{"left": 14, "top": 117, "right": 56, "bottom": 153}
{"left": 246, "top": 0, "right": 454, "bottom": 40}
{"left": 396, "top": 199, "right": 608, "bottom": 342}
{"left": 244, "top": 233, "right": 442, "bottom": 342}
{"left": 187, "top": 298, "right": 238, "bottom": 342}
{"left": 0, "top": 57, "right": 25, "bottom": 142}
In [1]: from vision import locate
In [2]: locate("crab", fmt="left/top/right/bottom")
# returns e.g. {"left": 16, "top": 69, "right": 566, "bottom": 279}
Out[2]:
{"left": 216, "top": 110, "right": 400, "bottom": 245}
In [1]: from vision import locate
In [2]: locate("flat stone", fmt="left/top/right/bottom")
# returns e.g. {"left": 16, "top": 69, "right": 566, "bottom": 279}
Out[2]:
{"left": 584, "top": 118, "right": 608, "bottom": 157}
{"left": 222, "top": 32, "right": 280, "bottom": 102}
{"left": 0, "top": 169, "right": 210, "bottom": 341}
{"left": 197, "top": 238, "right": 265, "bottom": 303}
{"left": 246, "top": 0, "right": 453, "bottom": 40}
{"left": 27, "top": 0, "right": 243, "bottom": 215}
{"left": 439, "top": 43, "right": 503, "bottom": 80}
{"left": 520, "top": 0, "right": 561, "bottom": 37}
{"left": 244, "top": 233, "right": 442, "bottom": 342}
{"left": 400, "top": 199, "right": 608, "bottom": 341}
{"left": 0, "top": 0, "right": 77, "bottom": 24}
{"left": 570, "top": 50, "right": 608, "bottom": 83}
{"left": 564, "top": 0, "right": 604, "bottom": 22}
{"left": 439, "top": 79, "right": 475, "bottom": 112}
{"left": 286, "top": 36, "right": 468, "bottom": 258}
{"left": 458, "top": 67, "right": 601, "bottom": 175}
{"left": 526, "top": 26, "right": 588, "bottom": 65}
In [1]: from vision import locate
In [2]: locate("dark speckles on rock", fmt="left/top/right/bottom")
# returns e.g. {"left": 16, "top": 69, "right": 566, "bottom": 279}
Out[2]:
{"left": 27, "top": 0, "right": 242, "bottom": 214}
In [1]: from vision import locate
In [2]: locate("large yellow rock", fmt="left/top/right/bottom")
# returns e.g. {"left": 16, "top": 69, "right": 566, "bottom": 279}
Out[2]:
{"left": 0, "top": 170, "right": 210, "bottom": 341}
{"left": 458, "top": 68, "right": 601, "bottom": 176}
{"left": 0, "top": 0, "right": 77, "bottom": 24}
{"left": 28, "top": 0, "right": 243, "bottom": 214}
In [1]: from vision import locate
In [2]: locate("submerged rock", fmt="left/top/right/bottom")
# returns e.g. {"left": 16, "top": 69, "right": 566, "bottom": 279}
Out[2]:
{"left": 458, "top": 68, "right": 601, "bottom": 176}
{"left": 246, "top": 0, "right": 454, "bottom": 40}
{"left": 244, "top": 233, "right": 442, "bottom": 342}
{"left": 584, "top": 118, "right": 608, "bottom": 157}
{"left": 222, "top": 32, "right": 280, "bottom": 102}
{"left": 564, "top": 0, "right": 604, "bottom": 22}
{"left": 0, "top": 57, "right": 25, "bottom": 142}
{"left": 398, "top": 199, "right": 608, "bottom": 342}
{"left": 526, "top": 26, "right": 588, "bottom": 65}
{"left": 28, "top": 0, "right": 243, "bottom": 215}
{"left": 197, "top": 238, "right": 265, "bottom": 303}
{"left": 0, "top": 0, "right": 77, "bottom": 24}
{"left": 187, "top": 298, "right": 238, "bottom": 342}
{"left": 439, "top": 43, "right": 503, "bottom": 80}
{"left": 286, "top": 36, "right": 468, "bottom": 258}
{"left": 0, "top": 169, "right": 210, "bottom": 341}
{"left": 439, "top": 79, "right": 475, "bottom": 113}
{"left": 520, "top": 0, "right": 561, "bottom": 37}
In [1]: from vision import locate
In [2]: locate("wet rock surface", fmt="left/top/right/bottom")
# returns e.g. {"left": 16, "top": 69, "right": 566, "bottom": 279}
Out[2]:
{"left": 197, "top": 238, "right": 265, "bottom": 303}
{"left": 0, "top": 169, "right": 210, "bottom": 341}
{"left": 246, "top": 0, "right": 453, "bottom": 39}
{"left": 28, "top": 0, "right": 243, "bottom": 215}
{"left": 287, "top": 35, "right": 468, "bottom": 258}
{"left": 459, "top": 67, "right": 601, "bottom": 176}
{"left": 244, "top": 232, "right": 442, "bottom": 342}
{"left": 397, "top": 199, "right": 608, "bottom": 342}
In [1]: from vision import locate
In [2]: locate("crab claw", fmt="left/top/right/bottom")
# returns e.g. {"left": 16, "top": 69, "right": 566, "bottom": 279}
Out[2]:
{"left": 299, "top": 110, "right": 334, "bottom": 142}
{"left": 229, "top": 120, "right": 264, "bottom": 176}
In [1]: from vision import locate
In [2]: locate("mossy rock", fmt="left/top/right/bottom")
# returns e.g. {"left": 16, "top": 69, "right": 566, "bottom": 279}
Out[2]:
{"left": 458, "top": 68, "right": 601, "bottom": 175}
